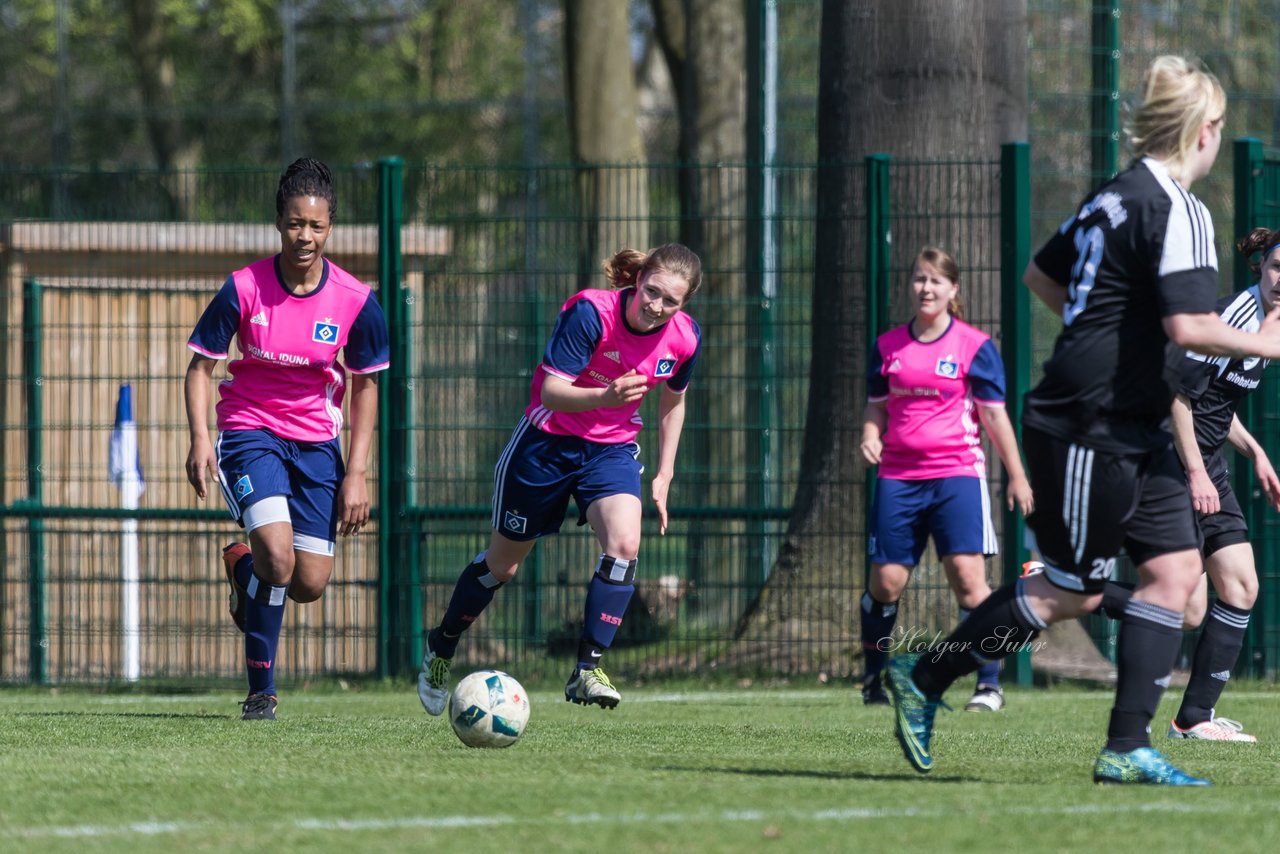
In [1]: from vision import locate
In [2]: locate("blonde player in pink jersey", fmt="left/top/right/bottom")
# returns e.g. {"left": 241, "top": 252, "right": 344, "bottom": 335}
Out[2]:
{"left": 417, "top": 244, "right": 703, "bottom": 714}
{"left": 185, "top": 158, "right": 390, "bottom": 721}
{"left": 858, "top": 246, "right": 1033, "bottom": 712}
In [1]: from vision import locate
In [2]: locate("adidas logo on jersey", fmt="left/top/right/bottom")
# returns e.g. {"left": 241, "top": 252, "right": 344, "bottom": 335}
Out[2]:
{"left": 604, "top": 350, "right": 621, "bottom": 363}
{"left": 1211, "top": 670, "right": 1231, "bottom": 681}
{"left": 250, "top": 311, "right": 269, "bottom": 327}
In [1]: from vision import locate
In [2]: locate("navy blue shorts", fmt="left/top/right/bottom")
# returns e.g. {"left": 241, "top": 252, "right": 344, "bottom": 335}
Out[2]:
{"left": 491, "top": 418, "right": 642, "bottom": 541}
{"left": 215, "top": 428, "right": 343, "bottom": 551}
{"left": 868, "top": 476, "right": 997, "bottom": 566}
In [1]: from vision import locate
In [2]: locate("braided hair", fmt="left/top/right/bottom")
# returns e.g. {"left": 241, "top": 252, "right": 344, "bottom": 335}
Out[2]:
{"left": 275, "top": 157, "right": 337, "bottom": 220}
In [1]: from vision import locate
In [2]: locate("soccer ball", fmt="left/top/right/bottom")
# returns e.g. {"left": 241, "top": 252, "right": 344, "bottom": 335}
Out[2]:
{"left": 448, "top": 669, "right": 531, "bottom": 748}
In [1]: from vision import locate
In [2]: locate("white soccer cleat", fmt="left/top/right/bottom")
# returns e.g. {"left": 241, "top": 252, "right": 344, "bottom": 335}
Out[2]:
{"left": 964, "top": 683, "right": 1006, "bottom": 712}
{"left": 417, "top": 645, "right": 451, "bottom": 717}
{"left": 1168, "top": 714, "right": 1257, "bottom": 743}
{"left": 564, "top": 666, "right": 621, "bottom": 709}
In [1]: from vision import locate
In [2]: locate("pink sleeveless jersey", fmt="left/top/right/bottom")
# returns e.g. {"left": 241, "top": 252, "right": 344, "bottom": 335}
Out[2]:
{"left": 867, "top": 318, "right": 1006, "bottom": 479}
{"left": 188, "top": 257, "right": 390, "bottom": 442}
{"left": 525, "top": 288, "right": 701, "bottom": 444}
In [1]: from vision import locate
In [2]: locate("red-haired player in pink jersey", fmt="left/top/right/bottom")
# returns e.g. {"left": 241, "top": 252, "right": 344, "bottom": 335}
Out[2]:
{"left": 417, "top": 244, "right": 703, "bottom": 714}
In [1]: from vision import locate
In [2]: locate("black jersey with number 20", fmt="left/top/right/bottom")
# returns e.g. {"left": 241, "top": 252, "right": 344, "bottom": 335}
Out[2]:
{"left": 1023, "top": 157, "right": 1220, "bottom": 454}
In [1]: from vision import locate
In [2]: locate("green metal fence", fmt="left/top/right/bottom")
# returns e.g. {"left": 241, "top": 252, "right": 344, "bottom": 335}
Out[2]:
{"left": 7, "top": 137, "right": 1280, "bottom": 687}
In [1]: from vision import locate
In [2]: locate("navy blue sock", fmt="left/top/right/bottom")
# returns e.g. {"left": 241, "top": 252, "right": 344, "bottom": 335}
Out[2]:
{"left": 577, "top": 555, "right": 636, "bottom": 670}
{"left": 241, "top": 570, "right": 288, "bottom": 697}
{"left": 860, "top": 591, "right": 898, "bottom": 681}
{"left": 912, "top": 579, "right": 1045, "bottom": 698}
{"left": 1106, "top": 598, "right": 1183, "bottom": 752}
{"left": 1176, "top": 600, "right": 1250, "bottom": 728}
{"left": 960, "top": 607, "right": 1001, "bottom": 688}
{"left": 433, "top": 553, "right": 505, "bottom": 659}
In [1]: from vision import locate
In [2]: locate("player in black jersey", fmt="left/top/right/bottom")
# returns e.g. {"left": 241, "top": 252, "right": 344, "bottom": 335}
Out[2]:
{"left": 1099, "top": 227, "right": 1280, "bottom": 743}
{"left": 884, "top": 56, "right": 1280, "bottom": 785}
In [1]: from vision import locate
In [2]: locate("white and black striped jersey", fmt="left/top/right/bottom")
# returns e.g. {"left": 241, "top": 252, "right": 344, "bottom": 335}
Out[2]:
{"left": 1023, "top": 157, "right": 1220, "bottom": 454}
{"left": 1179, "top": 285, "right": 1268, "bottom": 458}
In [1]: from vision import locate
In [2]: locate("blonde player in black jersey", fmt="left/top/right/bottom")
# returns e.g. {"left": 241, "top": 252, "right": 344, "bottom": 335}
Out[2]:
{"left": 885, "top": 56, "right": 1280, "bottom": 786}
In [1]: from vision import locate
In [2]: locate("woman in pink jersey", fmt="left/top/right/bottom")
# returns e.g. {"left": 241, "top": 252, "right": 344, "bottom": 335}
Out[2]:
{"left": 185, "top": 158, "right": 390, "bottom": 721}
{"left": 857, "top": 246, "right": 1032, "bottom": 712}
{"left": 417, "top": 244, "right": 702, "bottom": 715}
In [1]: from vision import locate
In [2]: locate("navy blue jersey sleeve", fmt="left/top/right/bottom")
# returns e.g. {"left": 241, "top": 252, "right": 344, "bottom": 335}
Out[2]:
{"left": 542, "top": 299, "right": 603, "bottom": 378}
{"left": 667, "top": 318, "right": 702, "bottom": 392}
{"left": 345, "top": 291, "right": 391, "bottom": 373}
{"left": 866, "top": 339, "right": 889, "bottom": 399}
{"left": 187, "top": 276, "right": 241, "bottom": 358}
{"left": 968, "top": 339, "right": 1006, "bottom": 402}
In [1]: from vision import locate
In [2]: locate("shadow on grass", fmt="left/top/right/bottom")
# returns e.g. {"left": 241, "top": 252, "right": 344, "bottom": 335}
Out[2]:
{"left": 11, "top": 710, "right": 228, "bottom": 720}
{"left": 658, "top": 764, "right": 978, "bottom": 783}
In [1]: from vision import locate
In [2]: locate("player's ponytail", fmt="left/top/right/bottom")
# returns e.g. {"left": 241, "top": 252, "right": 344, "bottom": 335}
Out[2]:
{"left": 1127, "top": 55, "right": 1225, "bottom": 185}
{"left": 602, "top": 244, "right": 704, "bottom": 301}
{"left": 276, "top": 157, "right": 338, "bottom": 220}
{"left": 1236, "top": 226, "right": 1280, "bottom": 278}
{"left": 915, "top": 246, "right": 964, "bottom": 320}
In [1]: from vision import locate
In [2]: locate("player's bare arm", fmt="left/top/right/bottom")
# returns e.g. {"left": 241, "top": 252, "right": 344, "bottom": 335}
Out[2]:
{"left": 1227, "top": 413, "right": 1280, "bottom": 511}
{"left": 976, "top": 404, "right": 1034, "bottom": 515}
{"left": 1022, "top": 260, "right": 1068, "bottom": 316}
{"left": 338, "top": 373, "right": 378, "bottom": 536}
{"left": 541, "top": 370, "right": 650, "bottom": 412}
{"left": 859, "top": 400, "right": 887, "bottom": 466}
{"left": 1171, "top": 393, "right": 1218, "bottom": 515}
{"left": 1165, "top": 304, "right": 1280, "bottom": 360}
{"left": 651, "top": 386, "right": 687, "bottom": 536}
{"left": 183, "top": 354, "right": 218, "bottom": 499}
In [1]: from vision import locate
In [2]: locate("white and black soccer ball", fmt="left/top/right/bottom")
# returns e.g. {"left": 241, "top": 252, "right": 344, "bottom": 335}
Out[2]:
{"left": 448, "top": 669, "right": 531, "bottom": 748}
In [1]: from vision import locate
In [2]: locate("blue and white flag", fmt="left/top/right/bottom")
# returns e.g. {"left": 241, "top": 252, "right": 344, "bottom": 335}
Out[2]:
{"left": 109, "top": 383, "right": 145, "bottom": 499}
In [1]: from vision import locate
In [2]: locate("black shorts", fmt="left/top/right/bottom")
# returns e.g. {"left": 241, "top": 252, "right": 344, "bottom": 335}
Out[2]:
{"left": 1023, "top": 426, "right": 1200, "bottom": 593}
{"left": 1198, "top": 452, "right": 1249, "bottom": 558}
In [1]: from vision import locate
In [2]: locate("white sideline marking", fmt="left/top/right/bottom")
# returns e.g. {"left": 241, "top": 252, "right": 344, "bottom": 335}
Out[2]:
{"left": 5, "top": 800, "right": 1270, "bottom": 840}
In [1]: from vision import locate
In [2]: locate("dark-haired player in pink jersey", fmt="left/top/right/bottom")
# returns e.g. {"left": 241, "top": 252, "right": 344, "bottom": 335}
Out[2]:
{"left": 185, "top": 158, "right": 389, "bottom": 721}
{"left": 417, "top": 244, "right": 703, "bottom": 714}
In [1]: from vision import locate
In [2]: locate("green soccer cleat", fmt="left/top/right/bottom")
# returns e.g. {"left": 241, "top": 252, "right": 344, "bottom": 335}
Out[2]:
{"left": 564, "top": 666, "right": 621, "bottom": 709}
{"left": 886, "top": 653, "right": 945, "bottom": 773}
{"left": 1092, "top": 747, "right": 1211, "bottom": 786}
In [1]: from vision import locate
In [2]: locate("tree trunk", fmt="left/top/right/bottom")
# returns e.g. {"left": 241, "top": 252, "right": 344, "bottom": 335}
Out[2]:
{"left": 652, "top": 0, "right": 751, "bottom": 593}
{"left": 123, "top": 0, "right": 203, "bottom": 219}
{"left": 564, "top": 0, "right": 650, "bottom": 286}
{"left": 728, "top": 0, "right": 1027, "bottom": 675}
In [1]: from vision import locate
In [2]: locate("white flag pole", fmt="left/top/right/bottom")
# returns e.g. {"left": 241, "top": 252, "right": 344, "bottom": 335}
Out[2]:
{"left": 111, "top": 384, "right": 144, "bottom": 682}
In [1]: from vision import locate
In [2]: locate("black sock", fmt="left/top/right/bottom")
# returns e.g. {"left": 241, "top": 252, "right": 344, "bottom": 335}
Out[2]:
{"left": 1106, "top": 598, "right": 1183, "bottom": 752}
{"left": 860, "top": 591, "right": 898, "bottom": 681}
{"left": 433, "top": 554, "right": 505, "bottom": 658}
{"left": 1098, "top": 580, "right": 1135, "bottom": 620}
{"left": 1176, "top": 600, "right": 1250, "bottom": 728}
{"left": 911, "top": 580, "right": 1044, "bottom": 698}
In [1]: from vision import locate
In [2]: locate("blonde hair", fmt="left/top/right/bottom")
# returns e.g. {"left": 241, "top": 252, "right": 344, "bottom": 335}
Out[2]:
{"left": 1127, "top": 55, "right": 1225, "bottom": 181}
{"left": 914, "top": 246, "right": 964, "bottom": 320}
{"left": 602, "top": 243, "right": 704, "bottom": 301}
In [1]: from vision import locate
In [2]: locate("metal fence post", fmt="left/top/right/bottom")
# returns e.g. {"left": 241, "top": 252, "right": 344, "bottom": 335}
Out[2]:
{"left": 1091, "top": 1, "right": 1120, "bottom": 182}
{"left": 1232, "top": 137, "right": 1267, "bottom": 677}
{"left": 22, "top": 277, "right": 47, "bottom": 685}
{"left": 863, "top": 154, "right": 890, "bottom": 587}
{"left": 1000, "top": 142, "right": 1033, "bottom": 686}
{"left": 377, "top": 156, "right": 421, "bottom": 677}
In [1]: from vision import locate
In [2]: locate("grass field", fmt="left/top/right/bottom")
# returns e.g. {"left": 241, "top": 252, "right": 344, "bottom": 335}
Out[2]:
{"left": 2, "top": 678, "right": 1278, "bottom": 853}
